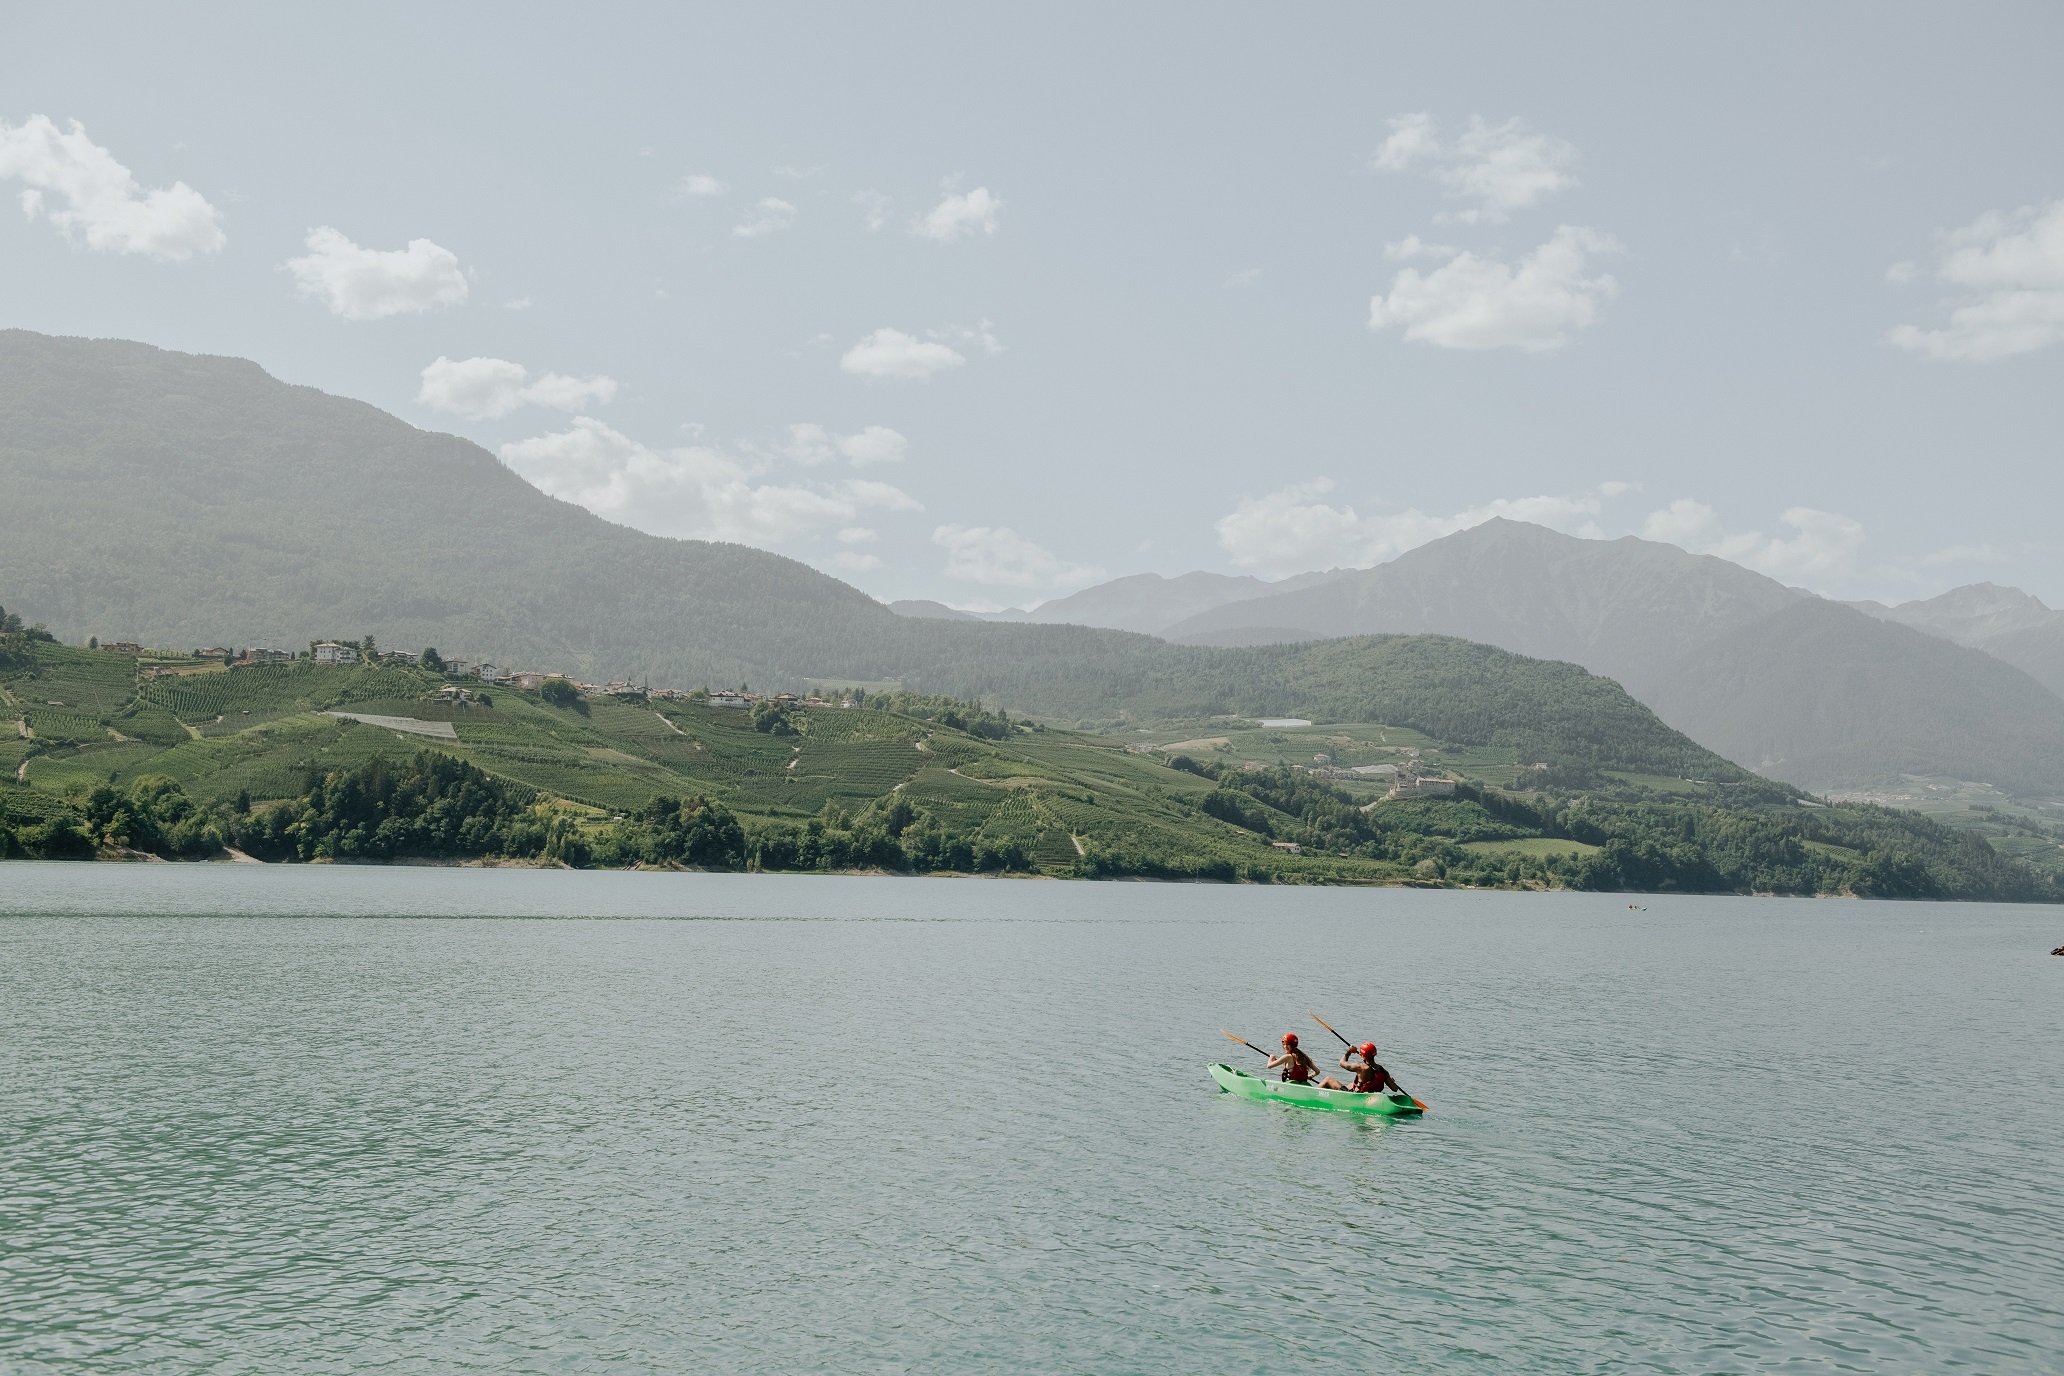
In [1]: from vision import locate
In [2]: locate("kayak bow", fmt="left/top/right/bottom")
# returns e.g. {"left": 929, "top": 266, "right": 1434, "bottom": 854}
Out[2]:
{"left": 1207, "top": 1062, "right": 1424, "bottom": 1117}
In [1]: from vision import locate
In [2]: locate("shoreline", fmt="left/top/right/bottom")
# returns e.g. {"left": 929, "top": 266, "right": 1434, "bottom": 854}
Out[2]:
{"left": 0, "top": 851, "right": 1961, "bottom": 901}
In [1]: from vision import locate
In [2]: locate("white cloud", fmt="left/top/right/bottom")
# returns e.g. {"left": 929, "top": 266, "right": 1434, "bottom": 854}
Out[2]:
{"left": 779, "top": 423, "right": 908, "bottom": 466}
{"left": 285, "top": 227, "right": 468, "bottom": 320}
{"left": 1225, "top": 266, "right": 1263, "bottom": 288}
{"left": 1638, "top": 497, "right": 1723, "bottom": 550}
{"left": 829, "top": 550, "right": 884, "bottom": 574}
{"left": 1887, "top": 199, "right": 2064, "bottom": 361}
{"left": 503, "top": 296, "right": 534, "bottom": 311}
{"left": 853, "top": 189, "right": 893, "bottom": 231}
{"left": 1920, "top": 542, "right": 2006, "bottom": 567}
{"left": 840, "top": 328, "right": 966, "bottom": 380}
{"left": 837, "top": 527, "right": 878, "bottom": 544}
{"left": 1369, "top": 113, "right": 1580, "bottom": 223}
{"left": 676, "top": 173, "right": 729, "bottom": 198}
{"left": 1383, "top": 234, "right": 1460, "bottom": 261}
{"left": 1368, "top": 225, "right": 1621, "bottom": 351}
{"left": 775, "top": 163, "right": 827, "bottom": 180}
{"left": 911, "top": 185, "right": 1002, "bottom": 242}
{"left": 499, "top": 417, "right": 920, "bottom": 547}
{"left": 1216, "top": 479, "right": 1622, "bottom": 575}
{"left": 934, "top": 319, "right": 1005, "bottom": 355}
{"left": 418, "top": 356, "right": 618, "bottom": 421}
{"left": 0, "top": 115, "right": 224, "bottom": 260}
{"left": 1370, "top": 112, "right": 1441, "bottom": 173}
{"left": 933, "top": 524, "right": 1104, "bottom": 589}
{"left": 732, "top": 197, "right": 797, "bottom": 238}
{"left": 1640, "top": 500, "right": 1866, "bottom": 581}
{"left": 835, "top": 425, "right": 908, "bottom": 465}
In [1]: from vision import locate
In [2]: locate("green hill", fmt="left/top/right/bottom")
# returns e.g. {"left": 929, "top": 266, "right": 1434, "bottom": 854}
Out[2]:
{"left": 0, "top": 331, "right": 1783, "bottom": 784}
{"left": 3, "top": 635, "right": 2057, "bottom": 901}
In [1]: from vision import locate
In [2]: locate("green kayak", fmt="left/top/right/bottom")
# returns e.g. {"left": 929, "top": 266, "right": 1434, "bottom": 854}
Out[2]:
{"left": 1208, "top": 1062, "right": 1424, "bottom": 1117}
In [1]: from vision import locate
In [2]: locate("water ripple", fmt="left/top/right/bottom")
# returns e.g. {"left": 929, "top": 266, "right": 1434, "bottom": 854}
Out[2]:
{"left": 1, "top": 867, "right": 2059, "bottom": 1372}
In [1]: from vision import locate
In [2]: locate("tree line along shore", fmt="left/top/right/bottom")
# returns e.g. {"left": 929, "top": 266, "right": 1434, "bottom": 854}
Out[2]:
{"left": 3, "top": 614, "right": 2055, "bottom": 901}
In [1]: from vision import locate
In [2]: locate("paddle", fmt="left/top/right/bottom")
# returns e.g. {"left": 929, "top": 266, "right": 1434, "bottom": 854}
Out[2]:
{"left": 1310, "top": 1011, "right": 1429, "bottom": 1111}
{"left": 1220, "top": 1029, "right": 1272, "bottom": 1060}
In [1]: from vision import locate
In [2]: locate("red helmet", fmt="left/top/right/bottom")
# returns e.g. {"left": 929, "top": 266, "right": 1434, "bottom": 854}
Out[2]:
{"left": 1280, "top": 1032, "right": 1299, "bottom": 1048}
{"left": 1358, "top": 1042, "right": 1378, "bottom": 1058}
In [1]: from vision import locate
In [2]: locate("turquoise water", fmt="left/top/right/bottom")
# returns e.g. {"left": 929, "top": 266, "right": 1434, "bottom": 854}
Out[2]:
{"left": 2, "top": 865, "right": 2059, "bottom": 1373}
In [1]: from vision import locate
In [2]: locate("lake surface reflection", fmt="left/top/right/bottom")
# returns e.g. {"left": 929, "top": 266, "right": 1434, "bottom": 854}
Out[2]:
{"left": 2, "top": 865, "right": 2059, "bottom": 1372}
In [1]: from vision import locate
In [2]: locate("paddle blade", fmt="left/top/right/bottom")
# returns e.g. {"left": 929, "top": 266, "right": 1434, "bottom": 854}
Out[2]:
{"left": 1308, "top": 1011, "right": 1353, "bottom": 1048}
{"left": 1220, "top": 1030, "right": 1268, "bottom": 1058}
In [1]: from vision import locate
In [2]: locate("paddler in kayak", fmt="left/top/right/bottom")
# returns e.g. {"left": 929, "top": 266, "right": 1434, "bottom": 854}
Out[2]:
{"left": 1320, "top": 1042, "right": 1402, "bottom": 1096}
{"left": 1265, "top": 1032, "right": 1322, "bottom": 1084}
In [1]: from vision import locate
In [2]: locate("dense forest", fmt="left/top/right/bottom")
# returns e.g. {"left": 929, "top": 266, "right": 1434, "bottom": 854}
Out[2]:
{"left": 1170, "top": 758, "right": 2053, "bottom": 902}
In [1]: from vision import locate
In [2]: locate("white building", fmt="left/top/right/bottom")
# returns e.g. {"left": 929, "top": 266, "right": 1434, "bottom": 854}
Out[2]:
{"left": 313, "top": 642, "right": 360, "bottom": 665}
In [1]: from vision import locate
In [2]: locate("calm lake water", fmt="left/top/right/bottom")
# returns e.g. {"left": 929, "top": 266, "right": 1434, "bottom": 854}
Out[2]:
{"left": 2, "top": 866, "right": 2060, "bottom": 1373}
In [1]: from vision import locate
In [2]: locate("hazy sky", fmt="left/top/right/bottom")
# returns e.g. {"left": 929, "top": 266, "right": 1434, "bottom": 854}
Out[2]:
{"left": 6, "top": 2, "right": 2061, "bottom": 607}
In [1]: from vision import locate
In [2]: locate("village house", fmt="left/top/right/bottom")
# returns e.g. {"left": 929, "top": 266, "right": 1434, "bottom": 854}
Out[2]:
{"left": 709, "top": 691, "right": 751, "bottom": 709}
{"left": 193, "top": 646, "right": 235, "bottom": 660}
{"left": 508, "top": 672, "right": 547, "bottom": 692}
{"left": 1386, "top": 773, "right": 1457, "bottom": 800}
{"left": 242, "top": 648, "right": 292, "bottom": 664}
{"left": 434, "top": 684, "right": 474, "bottom": 704}
{"left": 312, "top": 641, "right": 359, "bottom": 666}
{"left": 101, "top": 641, "right": 143, "bottom": 655}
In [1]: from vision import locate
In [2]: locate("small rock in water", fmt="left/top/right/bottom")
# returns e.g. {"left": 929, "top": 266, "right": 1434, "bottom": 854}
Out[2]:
{"left": 2053, "top": 944, "right": 2064, "bottom": 956}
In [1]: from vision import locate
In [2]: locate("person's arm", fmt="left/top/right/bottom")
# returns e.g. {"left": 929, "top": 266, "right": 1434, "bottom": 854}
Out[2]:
{"left": 1339, "top": 1054, "right": 1356, "bottom": 1071}
{"left": 1265, "top": 1052, "right": 1287, "bottom": 1069}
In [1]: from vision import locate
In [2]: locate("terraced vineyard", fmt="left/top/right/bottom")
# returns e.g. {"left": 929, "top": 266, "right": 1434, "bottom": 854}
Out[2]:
{"left": 3, "top": 641, "right": 1339, "bottom": 877}
{"left": 22, "top": 708, "right": 110, "bottom": 744}
{"left": 10, "top": 635, "right": 2046, "bottom": 899}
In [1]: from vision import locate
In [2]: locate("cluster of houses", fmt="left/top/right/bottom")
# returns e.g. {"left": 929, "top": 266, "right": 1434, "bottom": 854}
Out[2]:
{"left": 703, "top": 690, "right": 852, "bottom": 710}
{"left": 91, "top": 636, "right": 864, "bottom": 711}
{"left": 1295, "top": 750, "right": 1456, "bottom": 799}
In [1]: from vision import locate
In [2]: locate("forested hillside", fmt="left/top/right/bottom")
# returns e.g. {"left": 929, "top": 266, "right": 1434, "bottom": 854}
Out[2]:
{"left": 5, "top": 635, "right": 2054, "bottom": 902}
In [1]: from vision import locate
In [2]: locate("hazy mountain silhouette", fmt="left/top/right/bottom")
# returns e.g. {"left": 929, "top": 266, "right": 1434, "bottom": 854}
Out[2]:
{"left": 7, "top": 329, "right": 2060, "bottom": 797}
{"left": 1645, "top": 599, "right": 2064, "bottom": 794}
{"left": 887, "top": 570, "right": 1350, "bottom": 635}
{"left": 0, "top": 330, "right": 1753, "bottom": 783}
{"left": 1162, "top": 520, "right": 2064, "bottom": 794}
{"left": 1853, "top": 584, "right": 2064, "bottom": 698}
{"left": 1165, "top": 519, "right": 1806, "bottom": 697}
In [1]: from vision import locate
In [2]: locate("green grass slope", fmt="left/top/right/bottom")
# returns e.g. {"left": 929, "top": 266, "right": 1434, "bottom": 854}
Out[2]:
{"left": 5, "top": 636, "right": 2058, "bottom": 900}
